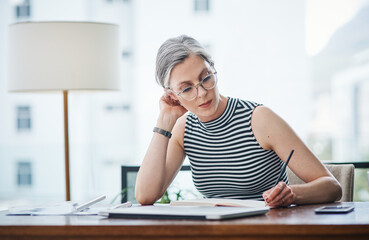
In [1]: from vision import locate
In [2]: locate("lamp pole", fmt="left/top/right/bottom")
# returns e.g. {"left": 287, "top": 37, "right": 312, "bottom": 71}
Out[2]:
{"left": 63, "top": 90, "right": 71, "bottom": 201}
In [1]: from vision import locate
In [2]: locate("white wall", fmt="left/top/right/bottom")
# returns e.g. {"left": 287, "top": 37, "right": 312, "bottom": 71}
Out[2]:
{"left": 132, "top": 0, "right": 310, "bottom": 163}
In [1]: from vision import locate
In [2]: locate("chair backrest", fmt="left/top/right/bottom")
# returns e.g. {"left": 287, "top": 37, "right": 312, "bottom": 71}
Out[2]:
{"left": 121, "top": 165, "right": 192, "bottom": 203}
{"left": 287, "top": 164, "right": 355, "bottom": 202}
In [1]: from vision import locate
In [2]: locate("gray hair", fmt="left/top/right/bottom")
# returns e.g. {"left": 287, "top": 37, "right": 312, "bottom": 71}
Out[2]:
{"left": 155, "top": 35, "right": 214, "bottom": 88}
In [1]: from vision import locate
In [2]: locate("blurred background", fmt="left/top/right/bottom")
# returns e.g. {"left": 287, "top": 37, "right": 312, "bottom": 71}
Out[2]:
{"left": 0, "top": 0, "right": 368, "bottom": 209}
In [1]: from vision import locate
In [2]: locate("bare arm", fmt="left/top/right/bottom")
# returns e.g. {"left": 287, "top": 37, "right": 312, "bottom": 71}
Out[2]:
{"left": 252, "top": 106, "right": 342, "bottom": 206}
{"left": 135, "top": 94, "right": 187, "bottom": 205}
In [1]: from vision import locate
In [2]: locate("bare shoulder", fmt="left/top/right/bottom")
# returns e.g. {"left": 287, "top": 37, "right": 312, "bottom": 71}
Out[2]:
{"left": 251, "top": 105, "right": 290, "bottom": 150}
{"left": 252, "top": 106, "right": 275, "bottom": 149}
{"left": 252, "top": 105, "right": 279, "bottom": 120}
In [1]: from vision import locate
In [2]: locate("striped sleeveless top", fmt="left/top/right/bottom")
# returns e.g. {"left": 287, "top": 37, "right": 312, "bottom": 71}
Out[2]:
{"left": 184, "top": 97, "right": 288, "bottom": 200}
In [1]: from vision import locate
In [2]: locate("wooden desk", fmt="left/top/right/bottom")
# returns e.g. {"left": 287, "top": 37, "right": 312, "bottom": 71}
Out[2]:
{"left": 0, "top": 202, "right": 368, "bottom": 240}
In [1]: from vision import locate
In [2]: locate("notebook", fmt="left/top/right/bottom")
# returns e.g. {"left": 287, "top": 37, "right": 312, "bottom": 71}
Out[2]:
{"left": 170, "top": 198, "right": 266, "bottom": 208}
{"left": 99, "top": 205, "right": 269, "bottom": 220}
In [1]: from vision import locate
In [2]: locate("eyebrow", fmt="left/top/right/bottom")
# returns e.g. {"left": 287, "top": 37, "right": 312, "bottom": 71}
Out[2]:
{"left": 174, "top": 68, "right": 209, "bottom": 88}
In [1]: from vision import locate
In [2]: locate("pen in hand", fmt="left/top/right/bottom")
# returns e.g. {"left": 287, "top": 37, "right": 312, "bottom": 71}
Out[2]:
{"left": 264, "top": 149, "right": 294, "bottom": 207}
{"left": 274, "top": 149, "right": 294, "bottom": 186}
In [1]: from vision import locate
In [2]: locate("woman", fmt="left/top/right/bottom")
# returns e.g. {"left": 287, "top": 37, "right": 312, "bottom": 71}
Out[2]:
{"left": 135, "top": 35, "right": 342, "bottom": 207}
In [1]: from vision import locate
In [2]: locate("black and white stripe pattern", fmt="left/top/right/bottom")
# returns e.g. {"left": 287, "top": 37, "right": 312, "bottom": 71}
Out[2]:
{"left": 184, "top": 97, "right": 288, "bottom": 200}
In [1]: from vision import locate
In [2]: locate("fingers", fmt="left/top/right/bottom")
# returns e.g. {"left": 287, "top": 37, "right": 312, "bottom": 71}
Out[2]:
{"left": 263, "top": 182, "right": 294, "bottom": 208}
{"left": 270, "top": 187, "right": 293, "bottom": 207}
{"left": 159, "top": 93, "right": 188, "bottom": 119}
{"left": 263, "top": 182, "right": 284, "bottom": 203}
{"left": 161, "top": 92, "right": 181, "bottom": 107}
{"left": 262, "top": 189, "right": 273, "bottom": 202}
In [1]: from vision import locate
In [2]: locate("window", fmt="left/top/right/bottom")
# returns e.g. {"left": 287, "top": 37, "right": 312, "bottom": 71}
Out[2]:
{"left": 15, "top": 0, "right": 31, "bottom": 19}
{"left": 105, "top": 104, "right": 131, "bottom": 111}
{"left": 194, "top": 0, "right": 210, "bottom": 12}
{"left": 17, "top": 161, "right": 32, "bottom": 187}
{"left": 17, "top": 106, "right": 32, "bottom": 131}
{"left": 122, "top": 50, "right": 132, "bottom": 59}
{"left": 106, "top": 0, "right": 130, "bottom": 3}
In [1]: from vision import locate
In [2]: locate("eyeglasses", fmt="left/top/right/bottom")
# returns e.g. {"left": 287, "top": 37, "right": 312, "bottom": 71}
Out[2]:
{"left": 168, "top": 71, "right": 218, "bottom": 101}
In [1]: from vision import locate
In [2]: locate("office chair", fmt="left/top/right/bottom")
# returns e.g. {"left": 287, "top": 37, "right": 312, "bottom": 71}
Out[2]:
{"left": 287, "top": 164, "right": 355, "bottom": 202}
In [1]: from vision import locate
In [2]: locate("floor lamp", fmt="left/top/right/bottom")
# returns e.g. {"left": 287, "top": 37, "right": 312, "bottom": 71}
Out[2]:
{"left": 8, "top": 22, "right": 120, "bottom": 201}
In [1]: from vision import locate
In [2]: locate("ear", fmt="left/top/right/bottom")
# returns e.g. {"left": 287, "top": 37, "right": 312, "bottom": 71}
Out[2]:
{"left": 164, "top": 88, "right": 179, "bottom": 101}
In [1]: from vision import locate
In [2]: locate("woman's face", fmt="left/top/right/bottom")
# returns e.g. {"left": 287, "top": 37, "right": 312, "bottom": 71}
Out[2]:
{"left": 168, "top": 54, "right": 226, "bottom": 122}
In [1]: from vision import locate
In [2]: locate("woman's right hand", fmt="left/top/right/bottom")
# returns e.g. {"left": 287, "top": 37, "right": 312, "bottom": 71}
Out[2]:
{"left": 159, "top": 92, "right": 187, "bottom": 123}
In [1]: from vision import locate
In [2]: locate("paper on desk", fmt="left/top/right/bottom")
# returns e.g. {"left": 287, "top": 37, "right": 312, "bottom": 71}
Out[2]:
{"left": 6, "top": 201, "right": 92, "bottom": 216}
{"left": 7, "top": 203, "right": 125, "bottom": 216}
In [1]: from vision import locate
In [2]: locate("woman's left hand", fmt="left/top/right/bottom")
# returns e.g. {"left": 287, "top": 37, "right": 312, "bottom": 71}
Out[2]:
{"left": 262, "top": 182, "right": 294, "bottom": 207}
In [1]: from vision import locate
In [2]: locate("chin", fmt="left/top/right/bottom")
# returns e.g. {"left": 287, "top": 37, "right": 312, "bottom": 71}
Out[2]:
{"left": 196, "top": 106, "right": 218, "bottom": 121}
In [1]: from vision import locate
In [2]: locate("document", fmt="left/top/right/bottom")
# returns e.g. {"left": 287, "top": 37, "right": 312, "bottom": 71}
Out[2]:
{"left": 7, "top": 195, "right": 106, "bottom": 216}
{"left": 170, "top": 198, "right": 266, "bottom": 208}
{"left": 7, "top": 201, "right": 79, "bottom": 216}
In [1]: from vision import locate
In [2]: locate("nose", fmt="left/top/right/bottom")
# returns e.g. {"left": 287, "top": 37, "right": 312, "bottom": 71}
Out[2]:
{"left": 197, "top": 84, "right": 207, "bottom": 98}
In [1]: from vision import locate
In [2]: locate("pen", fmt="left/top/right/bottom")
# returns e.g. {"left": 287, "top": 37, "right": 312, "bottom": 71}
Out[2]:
{"left": 74, "top": 195, "right": 106, "bottom": 212}
{"left": 109, "top": 201, "right": 132, "bottom": 210}
{"left": 274, "top": 149, "right": 294, "bottom": 186}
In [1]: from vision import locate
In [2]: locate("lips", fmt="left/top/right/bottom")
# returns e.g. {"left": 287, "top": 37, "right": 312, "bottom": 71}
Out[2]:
{"left": 199, "top": 100, "right": 212, "bottom": 108}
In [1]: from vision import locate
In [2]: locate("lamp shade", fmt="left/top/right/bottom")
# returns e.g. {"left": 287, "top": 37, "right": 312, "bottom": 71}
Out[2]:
{"left": 8, "top": 21, "right": 120, "bottom": 92}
